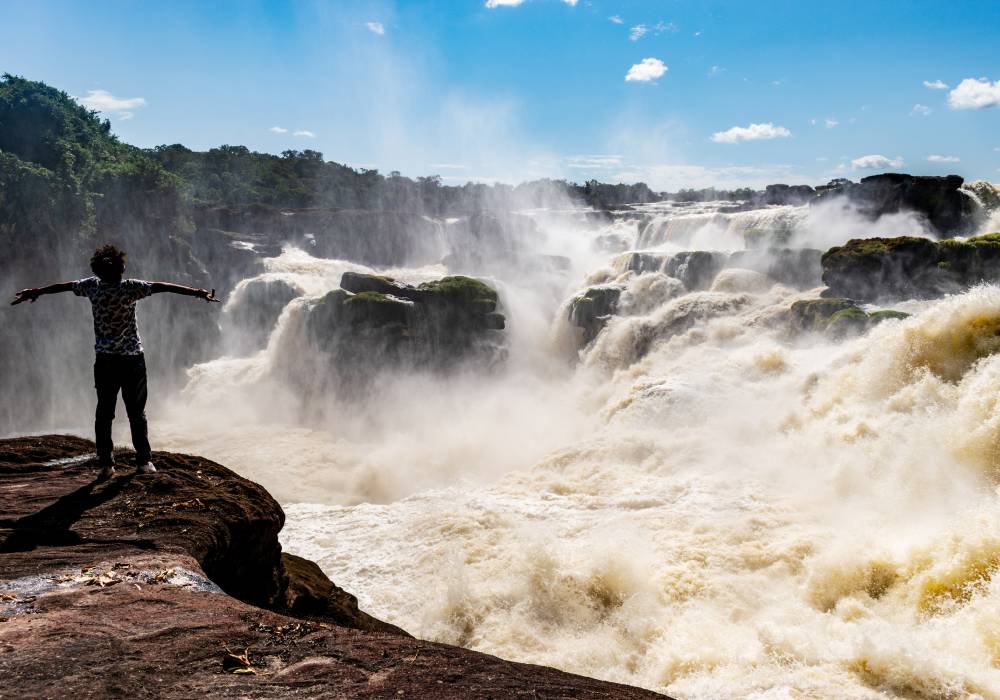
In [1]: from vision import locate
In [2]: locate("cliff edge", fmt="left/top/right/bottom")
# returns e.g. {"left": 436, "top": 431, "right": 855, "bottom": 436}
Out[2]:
{"left": 0, "top": 435, "right": 666, "bottom": 699}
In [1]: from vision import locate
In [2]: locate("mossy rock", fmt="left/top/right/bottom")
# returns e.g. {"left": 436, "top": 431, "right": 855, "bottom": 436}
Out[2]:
{"left": 867, "top": 309, "right": 909, "bottom": 323}
{"left": 417, "top": 276, "right": 499, "bottom": 306}
{"left": 342, "top": 292, "right": 411, "bottom": 327}
{"left": 821, "top": 236, "right": 985, "bottom": 301}
{"left": 789, "top": 298, "right": 860, "bottom": 332}
{"left": 568, "top": 285, "right": 622, "bottom": 344}
{"left": 826, "top": 307, "right": 871, "bottom": 336}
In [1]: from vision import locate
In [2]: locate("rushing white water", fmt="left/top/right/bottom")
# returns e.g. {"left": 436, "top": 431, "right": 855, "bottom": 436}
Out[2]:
{"left": 152, "top": 200, "right": 1000, "bottom": 699}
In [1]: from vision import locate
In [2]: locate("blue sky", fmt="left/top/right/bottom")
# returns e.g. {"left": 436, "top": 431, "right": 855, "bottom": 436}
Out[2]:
{"left": 3, "top": 0, "right": 999, "bottom": 189}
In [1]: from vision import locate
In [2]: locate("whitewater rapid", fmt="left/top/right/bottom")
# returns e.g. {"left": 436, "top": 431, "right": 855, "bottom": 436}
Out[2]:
{"left": 153, "top": 195, "right": 1000, "bottom": 699}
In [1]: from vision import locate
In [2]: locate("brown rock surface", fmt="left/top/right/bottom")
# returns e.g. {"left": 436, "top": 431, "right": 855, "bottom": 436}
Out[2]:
{"left": 0, "top": 435, "right": 668, "bottom": 699}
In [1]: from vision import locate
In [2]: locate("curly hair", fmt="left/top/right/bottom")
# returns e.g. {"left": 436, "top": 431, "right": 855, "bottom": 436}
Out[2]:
{"left": 90, "top": 245, "right": 127, "bottom": 282}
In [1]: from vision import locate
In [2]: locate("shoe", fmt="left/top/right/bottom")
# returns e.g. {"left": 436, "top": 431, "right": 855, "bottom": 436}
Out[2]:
{"left": 137, "top": 462, "right": 157, "bottom": 474}
{"left": 98, "top": 465, "right": 115, "bottom": 480}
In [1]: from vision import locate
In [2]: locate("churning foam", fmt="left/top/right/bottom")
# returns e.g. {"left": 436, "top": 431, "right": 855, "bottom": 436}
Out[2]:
{"left": 276, "top": 284, "right": 1000, "bottom": 699}
{"left": 155, "top": 210, "right": 1000, "bottom": 698}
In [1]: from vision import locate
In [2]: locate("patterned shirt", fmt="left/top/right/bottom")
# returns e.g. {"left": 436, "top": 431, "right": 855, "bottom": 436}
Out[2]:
{"left": 72, "top": 277, "right": 154, "bottom": 355}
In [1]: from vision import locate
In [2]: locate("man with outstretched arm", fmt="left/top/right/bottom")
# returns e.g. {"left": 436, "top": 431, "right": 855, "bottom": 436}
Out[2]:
{"left": 11, "top": 244, "right": 219, "bottom": 479}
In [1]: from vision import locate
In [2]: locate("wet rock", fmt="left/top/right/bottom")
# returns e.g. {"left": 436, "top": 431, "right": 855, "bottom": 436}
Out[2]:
{"left": 813, "top": 174, "right": 980, "bottom": 236}
{"left": 789, "top": 298, "right": 909, "bottom": 336}
{"left": 0, "top": 435, "right": 668, "bottom": 699}
{"left": 665, "top": 251, "right": 727, "bottom": 290}
{"left": 568, "top": 285, "right": 622, "bottom": 344}
{"left": 761, "top": 183, "right": 816, "bottom": 206}
{"left": 728, "top": 248, "right": 823, "bottom": 289}
{"left": 620, "top": 252, "right": 669, "bottom": 275}
{"left": 302, "top": 273, "right": 506, "bottom": 391}
{"left": 821, "top": 234, "right": 1000, "bottom": 301}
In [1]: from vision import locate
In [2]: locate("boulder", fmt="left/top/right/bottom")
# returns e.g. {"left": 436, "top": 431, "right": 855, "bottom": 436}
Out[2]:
{"left": 821, "top": 234, "right": 1000, "bottom": 301}
{"left": 301, "top": 273, "right": 506, "bottom": 391}
{"left": 665, "top": 251, "right": 727, "bottom": 290}
{"left": 813, "top": 174, "right": 980, "bottom": 236}
{"left": 618, "top": 252, "right": 669, "bottom": 275}
{"left": 789, "top": 298, "right": 909, "bottom": 336}
{"left": 568, "top": 285, "right": 622, "bottom": 344}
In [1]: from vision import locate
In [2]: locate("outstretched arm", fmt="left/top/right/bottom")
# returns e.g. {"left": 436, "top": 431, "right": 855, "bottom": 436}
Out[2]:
{"left": 150, "top": 282, "right": 220, "bottom": 302}
{"left": 10, "top": 282, "right": 74, "bottom": 305}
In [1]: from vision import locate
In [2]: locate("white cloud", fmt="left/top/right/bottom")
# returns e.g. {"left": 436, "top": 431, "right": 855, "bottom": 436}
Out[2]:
{"left": 365, "top": 21, "right": 385, "bottom": 35}
{"left": 562, "top": 0, "right": 578, "bottom": 5}
{"left": 708, "top": 65, "right": 725, "bottom": 77}
{"left": 629, "top": 20, "right": 675, "bottom": 40}
{"left": 269, "top": 126, "right": 288, "bottom": 133}
{"left": 78, "top": 89, "right": 146, "bottom": 112}
{"left": 810, "top": 118, "right": 817, "bottom": 126}
{"left": 427, "top": 163, "right": 468, "bottom": 170}
{"left": 851, "top": 154, "right": 904, "bottom": 170}
{"left": 693, "top": 30, "right": 702, "bottom": 37}
{"left": 825, "top": 118, "right": 839, "bottom": 129}
{"left": 485, "top": 0, "right": 524, "bottom": 6}
{"left": 948, "top": 77, "right": 1000, "bottom": 109}
{"left": 625, "top": 58, "right": 667, "bottom": 83}
{"left": 711, "top": 122, "right": 791, "bottom": 144}
{"left": 293, "top": 130, "right": 317, "bottom": 138}
{"left": 923, "top": 79, "right": 949, "bottom": 90}
{"left": 118, "top": 111, "right": 134, "bottom": 121}
{"left": 927, "top": 154, "right": 960, "bottom": 163}
{"left": 566, "top": 154, "right": 624, "bottom": 169}
{"left": 911, "top": 104, "right": 931, "bottom": 116}
{"left": 609, "top": 15, "right": 623, "bottom": 24}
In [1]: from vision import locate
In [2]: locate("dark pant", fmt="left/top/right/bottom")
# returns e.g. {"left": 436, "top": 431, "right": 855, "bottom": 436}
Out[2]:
{"left": 94, "top": 353, "right": 151, "bottom": 466}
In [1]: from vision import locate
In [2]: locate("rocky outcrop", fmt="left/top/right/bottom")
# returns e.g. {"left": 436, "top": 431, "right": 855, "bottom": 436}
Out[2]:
{"left": 813, "top": 174, "right": 980, "bottom": 236}
{"left": 298, "top": 273, "right": 506, "bottom": 392}
{"left": 788, "top": 298, "right": 908, "bottom": 336}
{"left": 0, "top": 435, "right": 667, "bottom": 699}
{"left": 821, "top": 234, "right": 1000, "bottom": 301}
{"left": 0, "top": 435, "right": 399, "bottom": 634}
{"left": 761, "top": 183, "right": 816, "bottom": 206}
{"left": 568, "top": 285, "right": 622, "bottom": 344}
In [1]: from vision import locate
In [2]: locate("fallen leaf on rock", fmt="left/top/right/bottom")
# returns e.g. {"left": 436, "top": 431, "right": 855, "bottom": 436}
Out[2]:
{"left": 86, "top": 573, "right": 120, "bottom": 588}
{"left": 172, "top": 498, "right": 205, "bottom": 510}
{"left": 222, "top": 647, "right": 257, "bottom": 674}
{"left": 0, "top": 593, "right": 16, "bottom": 602}
{"left": 152, "top": 569, "right": 176, "bottom": 583}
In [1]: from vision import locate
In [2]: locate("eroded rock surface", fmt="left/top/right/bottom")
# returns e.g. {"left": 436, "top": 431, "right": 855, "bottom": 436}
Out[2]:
{"left": 821, "top": 234, "right": 1000, "bottom": 301}
{"left": 0, "top": 435, "right": 668, "bottom": 699}
{"left": 297, "top": 273, "right": 506, "bottom": 393}
{"left": 813, "top": 174, "right": 979, "bottom": 236}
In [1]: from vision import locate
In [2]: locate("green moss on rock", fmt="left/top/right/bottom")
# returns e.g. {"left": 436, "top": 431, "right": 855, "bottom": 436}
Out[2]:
{"left": 822, "top": 235, "right": 1000, "bottom": 301}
